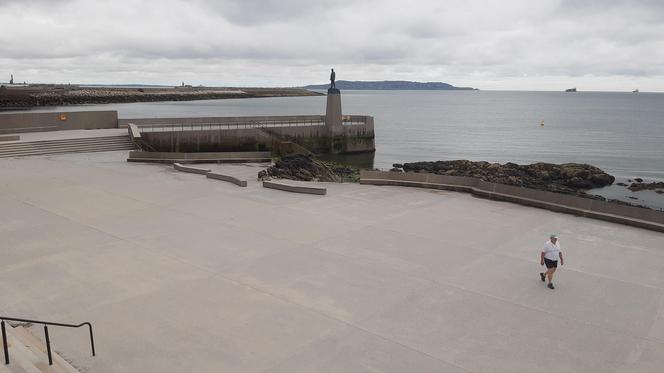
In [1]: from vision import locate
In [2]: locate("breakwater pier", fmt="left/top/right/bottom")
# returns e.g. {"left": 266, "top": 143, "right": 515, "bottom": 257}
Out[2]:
{"left": 0, "top": 88, "right": 376, "bottom": 158}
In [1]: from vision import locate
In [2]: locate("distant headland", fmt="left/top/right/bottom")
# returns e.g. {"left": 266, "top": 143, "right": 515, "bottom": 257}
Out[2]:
{"left": 303, "top": 80, "right": 479, "bottom": 90}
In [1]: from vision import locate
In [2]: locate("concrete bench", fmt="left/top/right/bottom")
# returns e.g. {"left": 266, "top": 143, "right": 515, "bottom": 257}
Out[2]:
{"left": 206, "top": 172, "right": 247, "bottom": 187}
{"left": 262, "top": 180, "right": 326, "bottom": 195}
{"left": 173, "top": 163, "right": 211, "bottom": 175}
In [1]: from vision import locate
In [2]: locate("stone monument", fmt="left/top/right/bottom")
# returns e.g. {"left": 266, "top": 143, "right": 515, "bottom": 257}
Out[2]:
{"left": 325, "top": 68, "right": 343, "bottom": 134}
{"left": 9, "top": 74, "right": 13, "bottom": 85}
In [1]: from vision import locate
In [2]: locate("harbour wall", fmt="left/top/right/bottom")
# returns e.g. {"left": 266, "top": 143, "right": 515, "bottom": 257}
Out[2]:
{"left": 129, "top": 115, "right": 375, "bottom": 154}
{"left": 1, "top": 109, "right": 376, "bottom": 155}
{"left": 0, "top": 111, "right": 118, "bottom": 134}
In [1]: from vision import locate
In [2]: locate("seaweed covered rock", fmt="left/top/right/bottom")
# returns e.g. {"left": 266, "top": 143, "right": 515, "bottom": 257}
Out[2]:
{"left": 394, "top": 160, "right": 615, "bottom": 194}
{"left": 258, "top": 155, "right": 358, "bottom": 182}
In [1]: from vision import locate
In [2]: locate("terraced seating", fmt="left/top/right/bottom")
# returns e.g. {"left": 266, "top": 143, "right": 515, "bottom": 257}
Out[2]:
{"left": 0, "top": 136, "right": 135, "bottom": 158}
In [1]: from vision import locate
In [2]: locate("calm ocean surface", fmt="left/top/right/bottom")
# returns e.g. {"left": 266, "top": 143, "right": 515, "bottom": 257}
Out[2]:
{"left": 11, "top": 90, "right": 664, "bottom": 207}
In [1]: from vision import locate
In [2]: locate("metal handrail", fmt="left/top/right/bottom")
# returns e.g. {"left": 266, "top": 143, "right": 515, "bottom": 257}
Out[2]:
{"left": 135, "top": 115, "right": 369, "bottom": 133}
{"left": 1, "top": 316, "right": 95, "bottom": 366}
{"left": 137, "top": 119, "right": 326, "bottom": 133}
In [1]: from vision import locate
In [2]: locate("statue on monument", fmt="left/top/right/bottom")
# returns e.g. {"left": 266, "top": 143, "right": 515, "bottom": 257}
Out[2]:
{"left": 330, "top": 68, "right": 336, "bottom": 89}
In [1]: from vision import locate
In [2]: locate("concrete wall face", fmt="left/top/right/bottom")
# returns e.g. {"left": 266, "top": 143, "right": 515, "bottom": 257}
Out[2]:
{"left": 137, "top": 116, "right": 375, "bottom": 154}
{"left": 0, "top": 111, "right": 118, "bottom": 134}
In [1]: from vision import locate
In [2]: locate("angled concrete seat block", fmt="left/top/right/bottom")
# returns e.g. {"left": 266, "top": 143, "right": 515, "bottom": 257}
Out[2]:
{"left": 173, "top": 163, "right": 211, "bottom": 175}
{"left": 263, "top": 181, "right": 326, "bottom": 195}
{"left": 206, "top": 172, "right": 247, "bottom": 187}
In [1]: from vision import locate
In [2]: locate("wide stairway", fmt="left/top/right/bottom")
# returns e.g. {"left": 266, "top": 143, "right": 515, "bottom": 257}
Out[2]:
{"left": 0, "top": 135, "right": 136, "bottom": 158}
{"left": 1, "top": 324, "right": 78, "bottom": 373}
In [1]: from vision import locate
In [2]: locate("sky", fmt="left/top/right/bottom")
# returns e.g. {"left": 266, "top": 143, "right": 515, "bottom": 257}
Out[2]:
{"left": 1, "top": 0, "right": 664, "bottom": 91}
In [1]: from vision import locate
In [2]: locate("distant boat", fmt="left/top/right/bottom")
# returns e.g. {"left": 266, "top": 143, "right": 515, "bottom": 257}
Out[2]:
{"left": 565, "top": 88, "right": 577, "bottom": 92}
{"left": 632, "top": 89, "right": 639, "bottom": 93}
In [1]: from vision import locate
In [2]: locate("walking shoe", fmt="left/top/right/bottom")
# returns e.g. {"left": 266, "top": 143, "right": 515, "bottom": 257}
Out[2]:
{"left": 540, "top": 273, "right": 545, "bottom": 282}
{"left": 547, "top": 283, "right": 555, "bottom": 290}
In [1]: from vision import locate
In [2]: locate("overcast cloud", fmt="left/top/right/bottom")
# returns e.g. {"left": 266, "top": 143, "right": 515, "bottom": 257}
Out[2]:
{"left": 1, "top": 0, "right": 663, "bottom": 91}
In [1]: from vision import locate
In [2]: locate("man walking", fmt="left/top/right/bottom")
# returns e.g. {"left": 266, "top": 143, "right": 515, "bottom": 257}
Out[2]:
{"left": 540, "top": 234, "right": 564, "bottom": 289}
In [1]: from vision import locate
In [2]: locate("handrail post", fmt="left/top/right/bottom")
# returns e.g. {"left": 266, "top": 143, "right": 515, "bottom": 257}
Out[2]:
{"left": 87, "top": 324, "right": 96, "bottom": 356}
{"left": 2, "top": 320, "right": 9, "bottom": 365}
{"left": 44, "top": 325, "right": 53, "bottom": 366}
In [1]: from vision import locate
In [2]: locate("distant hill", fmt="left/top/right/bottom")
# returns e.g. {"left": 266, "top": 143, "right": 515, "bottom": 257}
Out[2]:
{"left": 303, "top": 80, "right": 478, "bottom": 90}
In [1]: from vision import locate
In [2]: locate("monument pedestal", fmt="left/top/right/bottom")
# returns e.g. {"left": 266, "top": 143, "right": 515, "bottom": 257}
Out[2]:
{"left": 325, "top": 88, "right": 343, "bottom": 136}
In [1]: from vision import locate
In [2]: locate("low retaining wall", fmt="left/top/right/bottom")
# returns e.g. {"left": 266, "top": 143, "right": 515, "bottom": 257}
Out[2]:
{"left": 0, "top": 111, "right": 118, "bottom": 134}
{"left": 263, "top": 181, "right": 327, "bottom": 195}
{"left": 206, "top": 172, "right": 247, "bottom": 187}
{"left": 173, "top": 163, "right": 211, "bottom": 175}
{"left": 128, "top": 150, "right": 271, "bottom": 164}
{"left": 360, "top": 171, "right": 664, "bottom": 233}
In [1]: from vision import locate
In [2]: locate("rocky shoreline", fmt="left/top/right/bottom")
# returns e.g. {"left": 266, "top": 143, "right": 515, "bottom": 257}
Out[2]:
{"left": 391, "top": 160, "right": 615, "bottom": 194}
{"left": 256, "top": 157, "right": 660, "bottom": 209}
{"left": 0, "top": 85, "right": 321, "bottom": 109}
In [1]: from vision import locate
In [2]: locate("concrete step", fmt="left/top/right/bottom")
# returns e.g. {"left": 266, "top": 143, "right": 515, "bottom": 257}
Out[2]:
{"left": 0, "top": 139, "right": 133, "bottom": 151}
{"left": 0, "top": 142, "right": 134, "bottom": 154}
{"left": 3, "top": 325, "right": 80, "bottom": 373}
{"left": 0, "top": 144, "right": 135, "bottom": 157}
{"left": 0, "top": 139, "right": 134, "bottom": 151}
{"left": 0, "top": 136, "right": 132, "bottom": 147}
{"left": 0, "top": 145, "right": 136, "bottom": 158}
{"left": 0, "top": 136, "right": 131, "bottom": 149}
{"left": 0, "top": 135, "right": 136, "bottom": 158}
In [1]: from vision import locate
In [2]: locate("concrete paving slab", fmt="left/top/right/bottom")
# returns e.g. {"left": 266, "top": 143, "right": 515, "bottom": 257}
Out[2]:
{"left": 443, "top": 253, "right": 663, "bottom": 337}
{"left": 45, "top": 276, "right": 345, "bottom": 373}
{"left": 264, "top": 326, "right": 471, "bottom": 373}
{"left": 0, "top": 240, "right": 210, "bottom": 319}
{"left": 360, "top": 284, "right": 647, "bottom": 373}
{"left": 312, "top": 225, "right": 485, "bottom": 283}
{"left": 130, "top": 222, "right": 297, "bottom": 276}
{"left": 1, "top": 151, "right": 663, "bottom": 372}
{"left": 234, "top": 245, "right": 431, "bottom": 323}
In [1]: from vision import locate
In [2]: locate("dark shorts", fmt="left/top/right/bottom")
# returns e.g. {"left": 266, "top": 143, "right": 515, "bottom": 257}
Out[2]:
{"left": 544, "top": 258, "right": 558, "bottom": 269}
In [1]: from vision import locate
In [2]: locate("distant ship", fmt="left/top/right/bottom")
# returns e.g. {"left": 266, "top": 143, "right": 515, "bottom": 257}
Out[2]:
{"left": 632, "top": 89, "right": 639, "bottom": 93}
{"left": 565, "top": 88, "right": 577, "bottom": 92}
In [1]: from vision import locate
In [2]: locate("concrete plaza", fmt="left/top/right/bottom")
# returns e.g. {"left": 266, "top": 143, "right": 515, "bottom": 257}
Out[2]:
{"left": 1, "top": 151, "right": 663, "bottom": 372}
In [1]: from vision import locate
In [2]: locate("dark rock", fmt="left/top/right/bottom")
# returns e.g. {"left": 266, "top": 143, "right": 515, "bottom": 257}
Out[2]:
{"left": 628, "top": 181, "right": 664, "bottom": 192}
{"left": 628, "top": 196, "right": 638, "bottom": 200}
{"left": 389, "top": 168, "right": 404, "bottom": 172}
{"left": 392, "top": 163, "right": 403, "bottom": 169}
{"left": 258, "top": 155, "right": 359, "bottom": 182}
{"left": 398, "top": 160, "right": 615, "bottom": 195}
{"left": 616, "top": 182, "right": 628, "bottom": 187}
{"left": 635, "top": 178, "right": 644, "bottom": 182}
